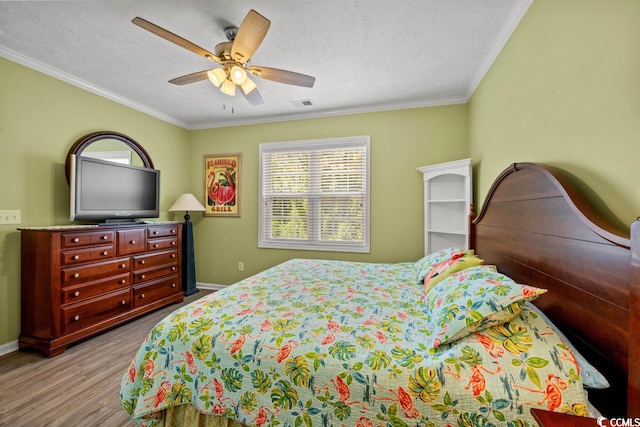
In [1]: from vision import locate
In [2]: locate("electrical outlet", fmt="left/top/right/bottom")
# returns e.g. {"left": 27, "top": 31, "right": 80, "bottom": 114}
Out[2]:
{"left": 0, "top": 210, "right": 21, "bottom": 225}
{"left": 238, "top": 261, "right": 245, "bottom": 272}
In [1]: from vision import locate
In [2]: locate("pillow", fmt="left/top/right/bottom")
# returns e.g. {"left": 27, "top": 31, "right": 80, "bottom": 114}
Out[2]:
{"left": 421, "top": 250, "right": 484, "bottom": 297}
{"left": 415, "top": 247, "right": 465, "bottom": 282}
{"left": 524, "top": 302, "right": 610, "bottom": 389}
{"left": 423, "top": 265, "right": 546, "bottom": 348}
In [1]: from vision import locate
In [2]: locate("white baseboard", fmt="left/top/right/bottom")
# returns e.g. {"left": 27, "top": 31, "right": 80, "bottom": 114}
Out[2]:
{"left": 0, "top": 340, "right": 18, "bottom": 357}
{"left": 196, "top": 282, "right": 227, "bottom": 291}
{"left": 0, "top": 283, "right": 225, "bottom": 356}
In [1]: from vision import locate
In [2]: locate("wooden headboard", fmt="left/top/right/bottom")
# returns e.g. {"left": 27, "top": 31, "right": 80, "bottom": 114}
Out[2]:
{"left": 470, "top": 162, "right": 640, "bottom": 417}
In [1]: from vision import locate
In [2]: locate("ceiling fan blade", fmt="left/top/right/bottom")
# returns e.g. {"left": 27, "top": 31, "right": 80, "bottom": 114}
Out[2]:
{"left": 249, "top": 66, "right": 316, "bottom": 88}
{"left": 231, "top": 10, "right": 270, "bottom": 63}
{"left": 241, "top": 86, "right": 264, "bottom": 106}
{"left": 132, "top": 17, "right": 221, "bottom": 63}
{"left": 169, "top": 70, "right": 210, "bottom": 85}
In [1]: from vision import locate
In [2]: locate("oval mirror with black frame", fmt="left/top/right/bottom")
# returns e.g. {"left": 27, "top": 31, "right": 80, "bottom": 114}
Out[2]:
{"left": 65, "top": 131, "right": 154, "bottom": 183}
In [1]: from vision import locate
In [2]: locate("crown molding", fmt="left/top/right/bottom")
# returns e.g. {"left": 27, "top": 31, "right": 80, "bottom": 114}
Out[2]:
{"left": 0, "top": 45, "right": 189, "bottom": 129}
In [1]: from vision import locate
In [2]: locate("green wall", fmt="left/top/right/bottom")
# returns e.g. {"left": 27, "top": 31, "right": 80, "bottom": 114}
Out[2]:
{"left": 469, "top": 0, "right": 640, "bottom": 230}
{"left": 0, "top": 57, "right": 468, "bottom": 348}
{"left": 0, "top": 57, "right": 191, "bottom": 347}
{"left": 188, "top": 107, "right": 469, "bottom": 285}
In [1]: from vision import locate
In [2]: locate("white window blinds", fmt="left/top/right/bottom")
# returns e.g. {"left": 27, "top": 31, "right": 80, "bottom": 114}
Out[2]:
{"left": 259, "top": 136, "right": 370, "bottom": 252}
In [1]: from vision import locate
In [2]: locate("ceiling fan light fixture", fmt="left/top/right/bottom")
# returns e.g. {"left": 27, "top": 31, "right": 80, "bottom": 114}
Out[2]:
{"left": 240, "top": 76, "right": 257, "bottom": 94}
{"left": 135, "top": 10, "right": 316, "bottom": 106}
{"left": 207, "top": 68, "right": 227, "bottom": 87}
{"left": 220, "top": 78, "right": 236, "bottom": 96}
{"left": 230, "top": 65, "right": 248, "bottom": 85}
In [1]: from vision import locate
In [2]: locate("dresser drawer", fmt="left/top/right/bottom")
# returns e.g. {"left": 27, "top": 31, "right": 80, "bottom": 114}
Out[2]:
{"left": 133, "top": 276, "right": 180, "bottom": 308}
{"left": 117, "top": 229, "right": 146, "bottom": 255}
{"left": 62, "top": 230, "right": 115, "bottom": 248}
{"left": 133, "top": 264, "right": 178, "bottom": 284}
{"left": 61, "top": 245, "right": 115, "bottom": 265}
{"left": 62, "top": 273, "right": 130, "bottom": 304}
{"left": 62, "top": 289, "right": 131, "bottom": 334}
{"left": 62, "top": 258, "right": 130, "bottom": 285}
{"left": 147, "top": 237, "right": 179, "bottom": 252}
{"left": 147, "top": 225, "right": 180, "bottom": 238}
{"left": 133, "top": 250, "right": 178, "bottom": 271}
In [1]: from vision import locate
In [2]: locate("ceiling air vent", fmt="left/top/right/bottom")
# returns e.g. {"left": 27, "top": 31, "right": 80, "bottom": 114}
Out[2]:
{"left": 291, "top": 99, "right": 313, "bottom": 108}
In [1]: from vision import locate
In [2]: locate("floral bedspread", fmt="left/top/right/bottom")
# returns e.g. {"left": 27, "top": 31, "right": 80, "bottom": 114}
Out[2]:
{"left": 120, "top": 259, "right": 587, "bottom": 426}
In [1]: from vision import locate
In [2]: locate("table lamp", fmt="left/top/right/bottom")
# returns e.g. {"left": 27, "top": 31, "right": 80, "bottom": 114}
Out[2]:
{"left": 169, "top": 193, "right": 206, "bottom": 295}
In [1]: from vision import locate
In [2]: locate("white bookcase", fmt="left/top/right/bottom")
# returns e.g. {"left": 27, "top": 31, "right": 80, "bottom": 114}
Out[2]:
{"left": 418, "top": 159, "right": 472, "bottom": 255}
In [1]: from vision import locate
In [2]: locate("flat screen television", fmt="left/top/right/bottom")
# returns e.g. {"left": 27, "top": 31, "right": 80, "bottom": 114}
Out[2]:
{"left": 70, "top": 154, "right": 160, "bottom": 223}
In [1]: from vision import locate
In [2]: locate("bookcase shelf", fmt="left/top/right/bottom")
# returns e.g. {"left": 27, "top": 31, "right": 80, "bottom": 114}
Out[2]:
{"left": 418, "top": 159, "right": 472, "bottom": 255}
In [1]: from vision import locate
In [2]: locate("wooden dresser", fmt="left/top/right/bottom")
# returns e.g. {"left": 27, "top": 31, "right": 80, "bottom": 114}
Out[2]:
{"left": 19, "top": 222, "right": 184, "bottom": 357}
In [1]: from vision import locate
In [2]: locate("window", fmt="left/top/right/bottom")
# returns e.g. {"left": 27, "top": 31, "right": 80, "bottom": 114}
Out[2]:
{"left": 259, "top": 136, "right": 370, "bottom": 253}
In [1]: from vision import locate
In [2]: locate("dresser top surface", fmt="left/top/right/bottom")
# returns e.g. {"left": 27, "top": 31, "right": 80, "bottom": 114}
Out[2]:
{"left": 19, "top": 221, "right": 180, "bottom": 231}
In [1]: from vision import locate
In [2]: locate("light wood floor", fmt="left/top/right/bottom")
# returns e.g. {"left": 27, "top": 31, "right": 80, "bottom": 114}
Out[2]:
{"left": 0, "top": 290, "right": 212, "bottom": 427}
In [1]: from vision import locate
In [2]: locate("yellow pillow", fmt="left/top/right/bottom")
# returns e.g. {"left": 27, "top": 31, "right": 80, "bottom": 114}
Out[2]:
{"left": 422, "top": 250, "right": 483, "bottom": 296}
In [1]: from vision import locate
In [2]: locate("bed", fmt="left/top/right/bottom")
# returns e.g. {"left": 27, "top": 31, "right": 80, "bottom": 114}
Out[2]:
{"left": 120, "top": 162, "right": 640, "bottom": 425}
{"left": 470, "top": 162, "right": 640, "bottom": 418}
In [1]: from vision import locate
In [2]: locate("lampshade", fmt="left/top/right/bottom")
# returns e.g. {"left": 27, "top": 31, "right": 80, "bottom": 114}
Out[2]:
{"left": 207, "top": 68, "right": 227, "bottom": 87}
{"left": 168, "top": 193, "right": 205, "bottom": 213}
{"left": 209, "top": 66, "right": 255, "bottom": 97}
{"left": 240, "top": 76, "right": 257, "bottom": 94}
{"left": 220, "top": 78, "right": 236, "bottom": 96}
{"left": 229, "top": 65, "right": 247, "bottom": 85}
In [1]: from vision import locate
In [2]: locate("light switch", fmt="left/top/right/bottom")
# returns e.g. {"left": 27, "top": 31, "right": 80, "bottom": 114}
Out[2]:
{"left": 0, "top": 210, "right": 21, "bottom": 225}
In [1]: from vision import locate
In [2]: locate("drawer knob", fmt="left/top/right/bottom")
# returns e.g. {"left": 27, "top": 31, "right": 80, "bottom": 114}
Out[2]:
{"left": 171, "top": 241, "right": 176, "bottom": 246}
{"left": 121, "top": 263, "right": 126, "bottom": 268}
{"left": 120, "top": 279, "right": 126, "bottom": 284}
{"left": 140, "top": 294, "right": 145, "bottom": 299}
{"left": 73, "top": 273, "right": 80, "bottom": 279}
{"left": 170, "top": 229, "right": 176, "bottom": 234}
{"left": 153, "top": 231, "right": 158, "bottom": 235}
{"left": 73, "top": 238, "right": 80, "bottom": 243}
{"left": 154, "top": 244, "right": 159, "bottom": 248}
{"left": 101, "top": 235, "right": 108, "bottom": 240}
{"left": 130, "top": 240, "right": 136, "bottom": 244}
{"left": 140, "top": 260, "right": 145, "bottom": 265}
{"left": 171, "top": 283, "right": 176, "bottom": 288}
{"left": 73, "top": 255, "right": 80, "bottom": 260}
{"left": 171, "top": 266, "right": 176, "bottom": 271}
{"left": 140, "top": 274, "right": 146, "bottom": 280}
{"left": 171, "top": 254, "right": 176, "bottom": 258}
{"left": 121, "top": 300, "right": 126, "bottom": 305}
{"left": 102, "top": 251, "right": 108, "bottom": 256}
{"left": 74, "top": 291, "right": 80, "bottom": 297}
{"left": 73, "top": 315, "right": 80, "bottom": 321}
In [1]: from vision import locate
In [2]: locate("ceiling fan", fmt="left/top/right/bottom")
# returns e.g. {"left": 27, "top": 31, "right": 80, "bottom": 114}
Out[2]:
{"left": 132, "top": 10, "right": 316, "bottom": 106}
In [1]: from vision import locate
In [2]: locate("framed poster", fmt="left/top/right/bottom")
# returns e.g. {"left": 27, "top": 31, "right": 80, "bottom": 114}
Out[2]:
{"left": 204, "top": 153, "right": 241, "bottom": 217}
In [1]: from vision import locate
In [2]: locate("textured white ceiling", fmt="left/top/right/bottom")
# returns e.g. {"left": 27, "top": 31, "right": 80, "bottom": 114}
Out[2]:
{"left": 0, "top": 0, "right": 532, "bottom": 129}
